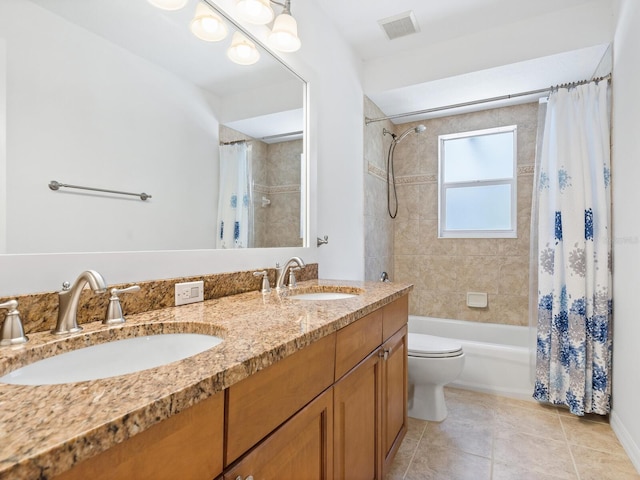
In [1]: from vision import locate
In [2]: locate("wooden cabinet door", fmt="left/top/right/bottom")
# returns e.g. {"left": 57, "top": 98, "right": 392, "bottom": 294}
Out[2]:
{"left": 224, "top": 388, "right": 334, "bottom": 480}
{"left": 381, "top": 325, "right": 408, "bottom": 475}
{"left": 333, "top": 350, "right": 382, "bottom": 480}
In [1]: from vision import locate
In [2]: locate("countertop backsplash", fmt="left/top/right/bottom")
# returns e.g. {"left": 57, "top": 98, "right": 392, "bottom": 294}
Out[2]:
{"left": 0, "top": 264, "right": 319, "bottom": 334}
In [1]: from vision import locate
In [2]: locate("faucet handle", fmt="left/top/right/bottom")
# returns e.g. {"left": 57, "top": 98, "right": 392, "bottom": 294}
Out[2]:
{"left": 287, "top": 267, "right": 301, "bottom": 288}
{"left": 253, "top": 271, "right": 271, "bottom": 294}
{"left": 104, "top": 285, "right": 140, "bottom": 325}
{"left": 0, "top": 299, "right": 29, "bottom": 346}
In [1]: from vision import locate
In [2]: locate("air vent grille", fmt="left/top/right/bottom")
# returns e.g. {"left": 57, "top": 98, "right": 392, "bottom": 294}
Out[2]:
{"left": 378, "top": 11, "right": 420, "bottom": 40}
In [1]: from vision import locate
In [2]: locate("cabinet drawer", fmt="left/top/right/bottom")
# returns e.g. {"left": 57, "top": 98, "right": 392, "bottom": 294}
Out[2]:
{"left": 382, "top": 295, "right": 409, "bottom": 341}
{"left": 224, "top": 388, "right": 334, "bottom": 480}
{"left": 335, "top": 309, "right": 383, "bottom": 380}
{"left": 226, "top": 333, "right": 336, "bottom": 465}
{"left": 55, "top": 393, "right": 224, "bottom": 480}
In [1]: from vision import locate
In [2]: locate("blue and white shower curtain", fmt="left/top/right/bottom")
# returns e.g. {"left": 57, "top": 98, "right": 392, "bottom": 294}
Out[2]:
{"left": 216, "top": 142, "right": 253, "bottom": 249}
{"left": 533, "top": 81, "right": 612, "bottom": 416}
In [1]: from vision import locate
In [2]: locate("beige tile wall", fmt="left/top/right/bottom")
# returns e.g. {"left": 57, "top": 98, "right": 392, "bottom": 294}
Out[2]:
{"left": 364, "top": 101, "right": 538, "bottom": 326}
{"left": 364, "top": 97, "right": 396, "bottom": 281}
{"left": 219, "top": 126, "right": 302, "bottom": 248}
{"left": 260, "top": 139, "right": 303, "bottom": 248}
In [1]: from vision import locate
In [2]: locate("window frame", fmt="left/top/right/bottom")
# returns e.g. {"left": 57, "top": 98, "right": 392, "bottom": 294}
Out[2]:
{"left": 438, "top": 125, "right": 518, "bottom": 239}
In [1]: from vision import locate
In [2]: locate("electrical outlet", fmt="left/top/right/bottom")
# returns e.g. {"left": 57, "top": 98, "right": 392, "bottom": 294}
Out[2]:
{"left": 175, "top": 281, "right": 204, "bottom": 306}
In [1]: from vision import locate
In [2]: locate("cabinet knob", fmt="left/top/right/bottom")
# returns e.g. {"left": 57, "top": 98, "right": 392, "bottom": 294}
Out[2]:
{"left": 235, "top": 476, "right": 254, "bottom": 480}
{"left": 378, "top": 348, "right": 390, "bottom": 361}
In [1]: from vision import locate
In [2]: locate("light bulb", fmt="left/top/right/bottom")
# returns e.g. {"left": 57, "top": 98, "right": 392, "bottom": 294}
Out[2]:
{"left": 227, "top": 32, "right": 260, "bottom": 65}
{"left": 190, "top": 3, "right": 228, "bottom": 42}
{"left": 236, "top": 0, "right": 274, "bottom": 25}
{"left": 268, "top": 13, "right": 301, "bottom": 52}
{"left": 147, "top": 0, "right": 188, "bottom": 11}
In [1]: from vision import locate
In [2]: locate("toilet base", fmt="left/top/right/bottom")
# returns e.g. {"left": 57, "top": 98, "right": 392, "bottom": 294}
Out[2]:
{"left": 408, "top": 383, "right": 448, "bottom": 422}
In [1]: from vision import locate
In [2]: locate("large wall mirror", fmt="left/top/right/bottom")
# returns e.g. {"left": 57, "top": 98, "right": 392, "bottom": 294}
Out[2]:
{"left": 0, "top": 0, "right": 306, "bottom": 254}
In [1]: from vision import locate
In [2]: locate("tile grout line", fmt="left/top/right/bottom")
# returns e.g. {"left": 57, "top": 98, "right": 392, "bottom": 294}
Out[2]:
{"left": 402, "top": 420, "right": 429, "bottom": 480}
{"left": 559, "top": 414, "right": 582, "bottom": 480}
{"left": 489, "top": 415, "right": 496, "bottom": 480}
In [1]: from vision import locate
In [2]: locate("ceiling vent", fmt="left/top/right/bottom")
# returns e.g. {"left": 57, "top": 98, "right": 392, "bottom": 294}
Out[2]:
{"left": 378, "top": 11, "right": 420, "bottom": 41}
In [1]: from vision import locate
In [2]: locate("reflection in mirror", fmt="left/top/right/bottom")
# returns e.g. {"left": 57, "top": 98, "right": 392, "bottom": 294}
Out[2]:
{"left": 0, "top": 0, "right": 306, "bottom": 254}
{"left": 218, "top": 123, "right": 303, "bottom": 249}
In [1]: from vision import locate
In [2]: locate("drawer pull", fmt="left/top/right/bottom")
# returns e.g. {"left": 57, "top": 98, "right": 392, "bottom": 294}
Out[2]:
{"left": 378, "top": 348, "right": 390, "bottom": 361}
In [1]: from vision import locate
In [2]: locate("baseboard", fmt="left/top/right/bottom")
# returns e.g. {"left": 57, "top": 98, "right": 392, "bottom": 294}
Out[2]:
{"left": 450, "top": 380, "right": 535, "bottom": 402}
{"left": 610, "top": 409, "right": 640, "bottom": 473}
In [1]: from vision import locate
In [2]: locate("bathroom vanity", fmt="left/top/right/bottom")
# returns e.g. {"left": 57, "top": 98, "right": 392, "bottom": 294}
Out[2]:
{"left": 0, "top": 280, "right": 411, "bottom": 480}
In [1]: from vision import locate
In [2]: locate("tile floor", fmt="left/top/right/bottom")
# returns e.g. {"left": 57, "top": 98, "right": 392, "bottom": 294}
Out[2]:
{"left": 386, "top": 388, "right": 640, "bottom": 480}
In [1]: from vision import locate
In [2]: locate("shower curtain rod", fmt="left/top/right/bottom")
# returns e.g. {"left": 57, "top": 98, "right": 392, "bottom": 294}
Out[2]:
{"left": 261, "top": 130, "right": 303, "bottom": 141}
{"left": 220, "top": 139, "right": 252, "bottom": 145}
{"left": 219, "top": 130, "right": 303, "bottom": 145}
{"left": 364, "top": 74, "right": 611, "bottom": 125}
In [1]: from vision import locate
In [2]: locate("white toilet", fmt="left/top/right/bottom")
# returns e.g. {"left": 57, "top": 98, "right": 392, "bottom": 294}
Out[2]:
{"left": 407, "top": 333, "right": 465, "bottom": 422}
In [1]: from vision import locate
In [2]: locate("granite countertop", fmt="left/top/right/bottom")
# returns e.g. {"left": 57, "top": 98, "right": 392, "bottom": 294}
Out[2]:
{"left": 0, "top": 279, "right": 412, "bottom": 480}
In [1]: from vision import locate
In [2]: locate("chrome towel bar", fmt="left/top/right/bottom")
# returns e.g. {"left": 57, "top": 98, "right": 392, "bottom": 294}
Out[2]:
{"left": 49, "top": 180, "right": 152, "bottom": 201}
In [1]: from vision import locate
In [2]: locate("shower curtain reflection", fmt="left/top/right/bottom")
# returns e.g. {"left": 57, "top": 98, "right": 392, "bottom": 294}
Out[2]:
{"left": 216, "top": 142, "right": 254, "bottom": 249}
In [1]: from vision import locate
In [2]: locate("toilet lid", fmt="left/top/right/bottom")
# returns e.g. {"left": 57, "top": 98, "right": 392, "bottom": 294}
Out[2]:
{"left": 408, "top": 333, "right": 463, "bottom": 358}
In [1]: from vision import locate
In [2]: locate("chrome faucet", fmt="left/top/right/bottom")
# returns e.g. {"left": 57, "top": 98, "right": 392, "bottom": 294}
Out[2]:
{"left": 275, "top": 256, "right": 305, "bottom": 291}
{"left": 54, "top": 270, "right": 107, "bottom": 335}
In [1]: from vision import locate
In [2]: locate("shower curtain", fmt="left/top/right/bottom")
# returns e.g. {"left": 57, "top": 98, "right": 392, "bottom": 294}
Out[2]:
{"left": 216, "top": 142, "right": 253, "bottom": 249}
{"left": 532, "top": 80, "right": 612, "bottom": 416}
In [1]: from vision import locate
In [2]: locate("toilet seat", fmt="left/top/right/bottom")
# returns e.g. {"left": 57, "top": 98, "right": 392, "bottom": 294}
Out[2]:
{"left": 408, "top": 333, "right": 463, "bottom": 358}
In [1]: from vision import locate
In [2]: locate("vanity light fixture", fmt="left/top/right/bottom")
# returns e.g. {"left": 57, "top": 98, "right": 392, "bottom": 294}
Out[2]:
{"left": 146, "top": 0, "right": 188, "bottom": 11}
{"left": 227, "top": 31, "right": 260, "bottom": 65}
{"left": 268, "top": 7, "right": 300, "bottom": 52}
{"left": 236, "top": 0, "right": 274, "bottom": 25}
{"left": 190, "top": 2, "right": 228, "bottom": 42}
{"left": 236, "top": 0, "right": 301, "bottom": 52}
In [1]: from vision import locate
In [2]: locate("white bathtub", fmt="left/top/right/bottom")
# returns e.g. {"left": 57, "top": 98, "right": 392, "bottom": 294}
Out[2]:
{"left": 408, "top": 315, "right": 535, "bottom": 400}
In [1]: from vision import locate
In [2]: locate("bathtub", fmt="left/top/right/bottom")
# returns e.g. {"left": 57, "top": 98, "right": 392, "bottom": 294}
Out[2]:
{"left": 408, "top": 315, "right": 535, "bottom": 400}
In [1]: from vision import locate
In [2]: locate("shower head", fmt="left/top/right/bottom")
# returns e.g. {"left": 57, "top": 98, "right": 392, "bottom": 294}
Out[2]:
{"left": 394, "top": 124, "right": 426, "bottom": 144}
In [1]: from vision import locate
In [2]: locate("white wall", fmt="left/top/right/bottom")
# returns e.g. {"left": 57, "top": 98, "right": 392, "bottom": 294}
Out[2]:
{"left": 303, "top": 15, "right": 365, "bottom": 281}
{"left": 0, "top": 39, "right": 6, "bottom": 254}
{"left": 610, "top": 0, "right": 640, "bottom": 470}
{"left": 2, "top": 0, "right": 219, "bottom": 254}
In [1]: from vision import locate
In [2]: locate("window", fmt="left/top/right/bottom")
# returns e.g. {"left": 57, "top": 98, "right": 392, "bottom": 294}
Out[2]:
{"left": 438, "top": 125, "right": 517, "bottom": 238}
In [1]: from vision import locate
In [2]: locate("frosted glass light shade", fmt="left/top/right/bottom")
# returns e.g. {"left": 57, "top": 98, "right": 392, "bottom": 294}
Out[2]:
{"left": 190, "top": 3, "right": 228, "bottom": 42}
{"left": 236, "top": 0, "right": 274, "bottom": 25}
{"left": 268, "top": 13, "right": 301, "bottom": 52}
{"left": 147, "top": 0, "right": 188, "bottom": 10}
{"left": 227, "top": 32, "right": 260, "bottom": 65}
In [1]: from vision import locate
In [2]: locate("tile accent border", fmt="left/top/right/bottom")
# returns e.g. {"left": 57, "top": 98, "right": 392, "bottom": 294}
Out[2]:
{"left": 367, "top": 162, "right": 536, "bottom": 184}
{"left": 254, "top": 183, "right": 301, "bottom": 195}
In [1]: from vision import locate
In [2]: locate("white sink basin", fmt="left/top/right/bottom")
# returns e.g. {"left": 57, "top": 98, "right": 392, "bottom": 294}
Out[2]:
{"left": 291, "top": 292, "right": 358, "bottom": 301}
{"left": 0, "top": 333, "right": 223, "bottom": 385}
